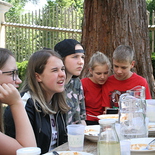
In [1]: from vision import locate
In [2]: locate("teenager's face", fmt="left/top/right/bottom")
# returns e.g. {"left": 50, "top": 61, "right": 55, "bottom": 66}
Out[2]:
{"left": 89, "top": 64, "right": 109, "bottom": 85}
{"left": 0, "top": 56, "right": 22, "bottom": 88}
{"left": 113, "top": 59, "right": 134, "bottom": 80}
{"left": 36, "top": 56, "right": 66, "bottom": 96}
{"left": 64, "top": 44, "right": 85, "bottom": 77}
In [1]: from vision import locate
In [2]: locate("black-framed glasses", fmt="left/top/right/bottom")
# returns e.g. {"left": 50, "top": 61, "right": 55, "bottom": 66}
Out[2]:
{"left": 2, "top": 69, "right": 19, "bottom": 81}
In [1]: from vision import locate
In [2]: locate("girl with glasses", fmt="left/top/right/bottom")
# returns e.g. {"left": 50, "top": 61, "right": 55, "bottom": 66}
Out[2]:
{"left": 0, "top": 48, "right": 36, "bottom": 155}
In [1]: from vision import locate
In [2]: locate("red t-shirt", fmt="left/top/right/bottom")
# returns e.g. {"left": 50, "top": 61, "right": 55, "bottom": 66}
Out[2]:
{"left": 81, "top": 78, "right": 104, "bottom": 121}
{"left": 102, "top": 73, "right": 152, "bottom": 108}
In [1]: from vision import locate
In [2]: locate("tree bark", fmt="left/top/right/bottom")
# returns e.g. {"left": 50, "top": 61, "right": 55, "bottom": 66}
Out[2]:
{"left": 81, "top": 0, "right": 155, "bottom": 98}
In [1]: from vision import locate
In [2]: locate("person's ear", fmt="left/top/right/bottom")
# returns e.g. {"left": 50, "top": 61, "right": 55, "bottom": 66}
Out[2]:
{"left": 35, "top": 72, "right": 42, "bottom": 82}
{"left": 131, "top": 60, "right": 135, "bottom": 68}
{"left": 89, "top": 68, "right": 93, "bottom": 75}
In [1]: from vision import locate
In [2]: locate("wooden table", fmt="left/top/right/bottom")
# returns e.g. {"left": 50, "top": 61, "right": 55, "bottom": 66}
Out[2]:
{"left": 51, "top": 129, "right": 155, "bottom": 155}
{"left": 52, "top": 139, "right": 97, "bottom": 155}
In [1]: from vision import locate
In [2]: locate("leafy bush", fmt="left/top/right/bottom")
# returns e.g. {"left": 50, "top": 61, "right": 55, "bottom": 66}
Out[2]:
{"left": 17, "top": 61, "right": 28, "bottom": 82}
{"left": 151, "top": 53, "right": 155, "bottom": 77}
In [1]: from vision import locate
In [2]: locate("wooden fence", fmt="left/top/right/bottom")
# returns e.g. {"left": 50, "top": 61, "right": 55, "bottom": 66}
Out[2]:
{"left": 148, "top": 10, "right": 155, "bottom": 53}
{"left": 2, "top": 5, "right": 82, "bottom": 62}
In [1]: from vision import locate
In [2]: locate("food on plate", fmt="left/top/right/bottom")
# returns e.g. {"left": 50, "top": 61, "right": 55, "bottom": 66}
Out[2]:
{"left": 148, "top": 124, "right": 155, "bottom": 130}
{"left": 84, "top": 125, "right": 99, "bottom": 142}
{"left": 120, "top": 115, "right": 127, "bottom": 121}
{"left": 131, "top": 144, "right": 155, "bottom": 150}
{"left": 59, "top": 152, "right": 81, "bottom": 155}
{"left": 84, "top": 125, "right": 100, "bottom": 137}
{"left": 85, "top": 128, "right": 98, "bottom": 133}
{"left": 97, "top": 114, "right": 118, "bottom": 120}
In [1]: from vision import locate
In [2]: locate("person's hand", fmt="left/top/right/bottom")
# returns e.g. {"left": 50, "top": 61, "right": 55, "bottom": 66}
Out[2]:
{"left": 0, "top": 83, "right": 22, "bottom": 106}
{"left": 103, "top": 107, "right": 110, "bottom": 114}
{"left": 103, "top": 110, "right": 106, "bottom": 114}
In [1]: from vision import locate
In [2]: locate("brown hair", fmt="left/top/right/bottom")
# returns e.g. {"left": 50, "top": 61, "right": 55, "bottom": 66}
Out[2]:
{"left": 0, "top": 48, "right": 14, "bottom": 132}
{"left": 0, "top": 48, "right": 14, "bottom": 69}
{"left": 20, "top": 49, "right": 70, "bottom": 114}
{"left": 88, "top": 51, "right": 111, "bottom": 76}
{"left": 113, "top": 45, "right": 134, "bottom": 63}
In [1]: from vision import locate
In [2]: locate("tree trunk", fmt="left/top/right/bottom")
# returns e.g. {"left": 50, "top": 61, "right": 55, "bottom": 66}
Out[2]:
{"left": 81, "top": 0, "right": 155, "bottom": 98}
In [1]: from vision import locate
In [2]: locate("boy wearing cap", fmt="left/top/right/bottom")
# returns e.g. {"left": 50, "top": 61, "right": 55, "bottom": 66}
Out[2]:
{"left": 54, "top": 39, "right": 86, "bottom": 125}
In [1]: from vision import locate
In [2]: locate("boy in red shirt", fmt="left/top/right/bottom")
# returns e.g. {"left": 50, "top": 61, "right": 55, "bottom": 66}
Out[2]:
{"left": 102, "top": 45, "right": 152, "bottom": 109}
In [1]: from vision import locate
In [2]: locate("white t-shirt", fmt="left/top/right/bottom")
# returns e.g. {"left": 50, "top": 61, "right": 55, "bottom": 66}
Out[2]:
{"left": 49, "top": 114, "right": 57, "bottom": 151}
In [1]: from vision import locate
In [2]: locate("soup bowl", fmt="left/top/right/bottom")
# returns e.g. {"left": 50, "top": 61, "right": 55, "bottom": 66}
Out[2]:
{"left": 130, "top": 138, "right": 155, "bottom": 155}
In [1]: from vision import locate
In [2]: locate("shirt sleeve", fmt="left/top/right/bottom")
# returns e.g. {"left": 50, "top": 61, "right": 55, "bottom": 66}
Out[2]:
{"left": 78, "top": 81, "right": 86, "bottom": 120}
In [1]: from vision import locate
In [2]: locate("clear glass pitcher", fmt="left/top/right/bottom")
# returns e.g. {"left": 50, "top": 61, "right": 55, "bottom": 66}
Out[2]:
{"left": 126, "top": 85, "right": 147, "bottom": 120}
{"left": 118, "top": 93, "right": 147, "bottom": 140}
{"left": 126, "top": 85, "right": 145, "bottom": 99}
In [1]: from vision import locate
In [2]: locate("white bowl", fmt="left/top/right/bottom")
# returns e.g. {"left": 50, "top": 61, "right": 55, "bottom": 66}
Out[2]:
{"left": 146, "top": 99, "right": 155, "bottom": 122}
{"left": 97, "top": 114, "right": 119, "bottom": 121}
{"left": 130, "top": 138, "right": 155, "bottom": 155}
{"left": 43, "top": 151, "right": 93, "bottom": 155}
{"left": 84, "top": 125, "right": 100, "bottom": 142}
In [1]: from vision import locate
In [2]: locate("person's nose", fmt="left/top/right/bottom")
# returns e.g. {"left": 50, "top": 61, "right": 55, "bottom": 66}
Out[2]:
{"left": 117, "top": 68, "right": 122, "bottom": 74}
{"left": 101, "top": 74, "right": 105, "bottom": 79}
{"left": 59, "top": 70, "right": 66, "bottom": 78}
{"left": 15, "top": 76, "right": 22, "bottom": 84}
{"left": 78, "top": 57, "right": 84, "bottom": 65}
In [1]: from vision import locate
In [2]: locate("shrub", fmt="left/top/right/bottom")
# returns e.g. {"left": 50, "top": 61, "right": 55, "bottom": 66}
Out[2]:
{"left": 151, "top": 53, "right": 155, "bottom": 78}
{"left": 17, "top": 61, "right": 28, "bottom": 82}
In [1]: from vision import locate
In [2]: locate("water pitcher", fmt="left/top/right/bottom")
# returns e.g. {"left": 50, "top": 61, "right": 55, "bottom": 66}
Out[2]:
{"left": 119, "top": 93, "right": 147, "bottom": 140}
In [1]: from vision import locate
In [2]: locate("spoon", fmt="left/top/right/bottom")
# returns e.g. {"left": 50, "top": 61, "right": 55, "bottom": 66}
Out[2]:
{"left": 52, "top": 151, "right": 59, "bottom": 155}
{"left": 142, "top": 139, "right": 155, "bottom": 150}
{"left": 87, "top": 114, "right": 98, "bottom": 118}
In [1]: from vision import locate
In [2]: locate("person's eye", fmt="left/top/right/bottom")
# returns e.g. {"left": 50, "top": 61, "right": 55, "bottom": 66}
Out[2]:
{"left": 8, "top": 72, "right": 13, "bottom": 75}
{"left": 122, "top": 67, "right": 127, "bottom": 69}
{"left": 61, "top": 66, "right": 65, "bottom": 71}
{"left": 73, "top": 55, "right": 78, "bottom": 58}
{"left": 52, "top": 69, "right": 58, "bottom": 72}
{"left": 104, "top": 72, "right": 109, "bottom": 74}
{"left": 82, "top": 55, "right": 85, "bottom": 59}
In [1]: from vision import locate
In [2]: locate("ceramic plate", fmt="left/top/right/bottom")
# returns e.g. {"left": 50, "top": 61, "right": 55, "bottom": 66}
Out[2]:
{"left": 148, "top": 123, "right": 155, "bottom": 136}
{"left": 58, "top": 151, "right": 93, "bottom": 155}
{"left": 43, "top": 151, "right": 93, "bottom": 155}
{"left": 97, "top": 114, "right": 119, "bottom": 120}
{"left": 84, "top": 125, "right": 100, "bottom": 142}
{"left": 130, "top": 138, "right": 155, "bottom": 155}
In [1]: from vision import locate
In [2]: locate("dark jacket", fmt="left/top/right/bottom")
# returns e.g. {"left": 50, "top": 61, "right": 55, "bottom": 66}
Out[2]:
{"left": 4, "top": 92, "right": 67, "bottom": 154}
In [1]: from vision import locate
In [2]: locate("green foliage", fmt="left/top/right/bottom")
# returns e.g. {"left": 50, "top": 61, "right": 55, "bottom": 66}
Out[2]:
{"left": 4, "top": 0, "right": 25, "bottom": 19}
{"left": 151, "top": 53, "right": 155, "bottom": 77}
{"left": 17, "top": 61, "right": 28, "bottom": 82}
{"left": 146, "top": 0, "right": 155, "bottom": 25}
{"left": 152, "top": 52, "right": 155, "bottom": 59}
{"left": 47, "top": 0, "right": 84, "bottom": 16}
{"left": 4, "top": 0, "right": 40, "bottom": 21}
